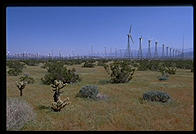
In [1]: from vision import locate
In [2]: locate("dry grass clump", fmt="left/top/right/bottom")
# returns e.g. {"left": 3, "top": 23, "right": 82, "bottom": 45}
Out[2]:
{"left": 6, "top": 98, "right": 36, "bottom": 130}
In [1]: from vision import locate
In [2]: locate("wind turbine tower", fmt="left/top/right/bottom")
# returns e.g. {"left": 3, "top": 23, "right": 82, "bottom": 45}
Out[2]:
{"left": 173, "top": 49, "right": 175, "bottom": 59}
{"left": 182, "top": 35, "right": 184, "bottom": 59}
{"left": 126, "top": 25, "right": 134, "bottom": 59}
{"left": 166, "top": 46, "right": 169, "bottom": 59}
{"left": 154, "top": 41, "right": 159, "bottom": 59}
{"left": 104, "top": 47, "right": 107, "bottom": 58}
{"left": 162, "top": 44, "right": 165, "bottom": 59}
{"left": 115, "top": 48, "right": 117, "bottom": 58}
{"left": 138, "top": 36, "right": 143, "bottom": 59}
{"left": 146, "top": 40, "right": 152, "bottom": 59}
{"left": 169, "top": 48, "right": 172, "bottom": 59}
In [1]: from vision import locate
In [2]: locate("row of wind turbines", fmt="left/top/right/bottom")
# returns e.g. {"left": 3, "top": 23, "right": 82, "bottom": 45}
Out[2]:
{"left": 125, "top": 25, "right": 184, "bottom": 60}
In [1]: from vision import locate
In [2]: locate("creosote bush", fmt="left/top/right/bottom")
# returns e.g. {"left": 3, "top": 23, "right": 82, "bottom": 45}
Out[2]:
{"left": 41, "top": 61, "right": 81, "bottom": 85}
{"left": 104, "top": 61, "right": 136, "bottom": 83}
{"left": 83, "top": 61, "right": 95, "bottom": 68}
{"left": 7, "top": 60, "right": 25, "bottom": 76}
{"left": 143, "top": 90, "right": 171, "bottom": 103}
{"left": 6, "top": 98, "right": 35, "bottom": 130}
{"left": 76, "top": 85, "right": 99, "bottom": 100}
{"left": 22, "top": 60, "right": 39, "bottom": 66}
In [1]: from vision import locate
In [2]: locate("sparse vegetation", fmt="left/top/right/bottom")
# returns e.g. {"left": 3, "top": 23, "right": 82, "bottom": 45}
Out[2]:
{"left": 6, "top": 59, "right": 194, "bottom": 130}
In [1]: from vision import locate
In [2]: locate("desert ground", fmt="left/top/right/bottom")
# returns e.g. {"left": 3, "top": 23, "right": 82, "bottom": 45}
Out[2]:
{"left": 6, "top": 63, "right": 194, "bottom": 131}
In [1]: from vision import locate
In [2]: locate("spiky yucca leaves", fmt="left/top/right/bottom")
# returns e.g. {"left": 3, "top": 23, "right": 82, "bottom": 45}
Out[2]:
{"left": 76, "top": 85, "right": 99, "bottom": 100}
{"left": 157, "top": 62, "right": 169, "bottom": 81}
{"left": 50, "top": 80, "right": 71, "bottom": 112}
{"left": 104, "top": 61, "right": 136, "bottom": 83}
{"left": 16, "top": 81, "right": 27, "bottom": 96}
{"left": 166, "top": 63, "right": 177, "bottom": 75}
{"left": 19, "top": 74, "right": 35, "bottom": 84}
{"left": 143, "top": 90, "right": 171, "bottom": 103}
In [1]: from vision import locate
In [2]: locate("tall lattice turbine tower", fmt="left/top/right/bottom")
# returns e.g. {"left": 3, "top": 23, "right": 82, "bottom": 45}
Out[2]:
{"left": 154, "top": 41, "right": 159, "bottom": 59}
{"left": 182, "top": 35, "right": 184, "bottom": 59}
{"left": 169, "top": 48, "right": 172, "bottom": 59}
{"left": 126, "top": 25, "right": 134, "bottom": 59}
{"left": 146, "top": 40, "right": 152, "bottom": 59}
{"left": 166, "top": 46, "right": 169, "bottom": 59}
{"left": 138, "top": 36, "right": 143, "bottom": 59}
{"left": 162, "top": 44, "right": 165, "bottom": 59}
{"left": 173, "top": 49, "right": 175, "bottom": 59}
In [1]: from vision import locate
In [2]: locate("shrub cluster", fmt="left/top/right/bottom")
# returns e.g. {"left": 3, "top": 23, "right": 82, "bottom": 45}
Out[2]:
{"left": 22, "top": 60, "right": 39, "bottom": 66}
{"left": 104, "top": 61, "right": 136, "bottom": 83}
{"left": 76, "top": 85, "right": 99, "bottom": 100}
{"left": 7, "top": 60, "right": 25, "bottom": 76}
{"left": 83, "top": 61, "right": 95, "bottom": 68}
{"left": 143, "top": 90, "right": 171, "bottom": 103}
{"left": 41, "top": 61, "right": 81, "bottom": 85}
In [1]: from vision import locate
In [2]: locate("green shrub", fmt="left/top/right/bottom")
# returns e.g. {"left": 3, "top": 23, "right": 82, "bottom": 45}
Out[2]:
{"left": 41, "top": 61, "right": 81, "bottom": 85}
{"left": 23, "top": 60, "right": 39, "bottom": 66}
{"left": 166, "top": 63, "right": 177, "bottom": 75}
{"left": 76, "top": 85, "right": 99, "bottom": 100}
{"left": 7, "top": 60, "right": 25, "bottom": 76}
{"left": 104, "top": 61, "right": 136, "bottom": 83}
{"left": 8, "top": 68, "right": 22, "bottom": 76}
{"left": 143, "top": 90, "right": 171, "bottom": 103}
{"left": 83, "top": 61, "right": 95, "bottom": 68}
{"left": 19, "top": 74, "right": 35, "bottom": 84}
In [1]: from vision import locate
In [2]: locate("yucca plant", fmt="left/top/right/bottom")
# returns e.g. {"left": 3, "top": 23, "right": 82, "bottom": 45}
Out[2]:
{"left": 16, "top": 81, "right": 27, "bottom": 96}
{"left": 51, "top": 80, "right": 71, "bottom": 112}
{"left": 19, "top": 74, "right": 35, "bottom": 84}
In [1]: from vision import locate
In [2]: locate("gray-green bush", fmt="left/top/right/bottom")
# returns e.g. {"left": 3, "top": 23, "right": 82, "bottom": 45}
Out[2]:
{"left": 6, "top": 98, "right": 36, "bottom": 130}
{"left": 143, "top": 90, "right": 171, "bottom": 103}
{"left": 76, "top": 85, "right": 99, "bottom": 100}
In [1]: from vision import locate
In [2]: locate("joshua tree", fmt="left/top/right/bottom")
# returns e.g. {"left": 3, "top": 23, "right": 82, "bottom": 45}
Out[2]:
{"left": 16, "top": 81, "right": 27, "bottom": 96}
{"left": 50, "top": 80, "right": 71, "bottom": 112}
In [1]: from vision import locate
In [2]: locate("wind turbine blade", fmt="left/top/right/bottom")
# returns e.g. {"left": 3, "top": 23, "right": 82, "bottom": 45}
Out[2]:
{"left": 129, "top": 25, "right": 132, "bottom": 33}
{"left": 130, "top": 35, "right": 134, "bottom": 44}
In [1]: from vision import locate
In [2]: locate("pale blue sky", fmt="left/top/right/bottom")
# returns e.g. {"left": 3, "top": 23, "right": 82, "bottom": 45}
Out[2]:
{"left": 6, "top": 6, "right": 193, "bottom": 56}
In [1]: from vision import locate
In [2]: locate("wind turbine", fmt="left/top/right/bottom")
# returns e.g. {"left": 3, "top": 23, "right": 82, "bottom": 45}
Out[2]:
{"left": 127, "top": 25, "right": 134, "bottom": 59}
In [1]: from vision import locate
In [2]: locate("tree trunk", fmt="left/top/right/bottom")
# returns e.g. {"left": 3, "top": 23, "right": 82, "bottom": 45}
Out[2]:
{"left": 53, "top": 91, "right": 60, "bottom": 102}
{"left": 20, "top": 90, "right": 23, "bottom": 96}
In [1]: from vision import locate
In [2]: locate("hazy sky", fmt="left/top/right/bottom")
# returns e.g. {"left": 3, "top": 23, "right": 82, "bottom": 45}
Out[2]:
{"left": 6, "top": 6, "right": 193, "bottom": 56}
